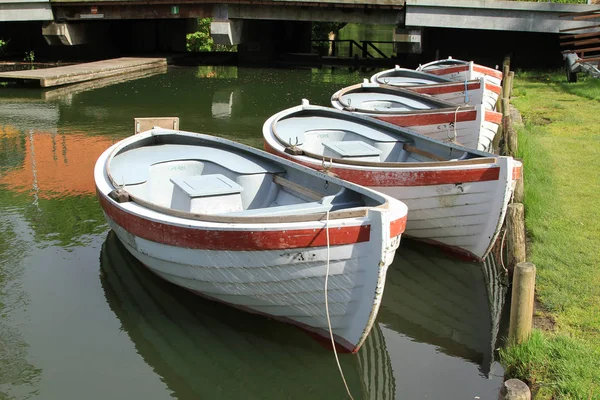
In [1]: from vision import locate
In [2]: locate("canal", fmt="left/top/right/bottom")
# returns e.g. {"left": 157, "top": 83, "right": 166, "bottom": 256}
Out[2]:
{"left": 0, "top": 65, "right": 506, "bottom": 399}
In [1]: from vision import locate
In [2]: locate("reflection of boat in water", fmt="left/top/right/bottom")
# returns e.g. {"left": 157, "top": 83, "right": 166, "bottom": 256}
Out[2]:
{"left": 378, "top": 240, "right": 506, "bottom": 375}
{"left": 100, "top": 231, "right": 395, "bottom": 400}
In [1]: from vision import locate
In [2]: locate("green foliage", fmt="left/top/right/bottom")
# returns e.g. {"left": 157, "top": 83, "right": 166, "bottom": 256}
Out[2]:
{"left": 186, "top": 18, "right": 236, "bottom": 53}
{"left": 500, "top": 331, "right": 600, "bottom": 399}
{"left": 499, "top": 70, "right": 600, "bottom": 399}
{"left": 0, "top": 39, "right": 7, "bottom": 55}
{"left": 23, "top": 50, "right": 34, "bottom": 64}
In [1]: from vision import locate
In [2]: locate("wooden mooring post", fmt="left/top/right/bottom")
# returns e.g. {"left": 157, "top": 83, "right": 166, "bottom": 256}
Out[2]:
{"left": 497, "top": 61, "right": 534, "bottom": 400}
{"left": 508, "top": 262, "right": 536, "bottom": 344}
{"left": 507, "top": 203, "right": 526, "bottom": 272}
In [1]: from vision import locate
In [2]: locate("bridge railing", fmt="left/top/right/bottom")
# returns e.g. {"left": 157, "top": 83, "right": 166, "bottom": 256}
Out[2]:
{"left": 311, "top": 40, "right": 394, "bottom": 58}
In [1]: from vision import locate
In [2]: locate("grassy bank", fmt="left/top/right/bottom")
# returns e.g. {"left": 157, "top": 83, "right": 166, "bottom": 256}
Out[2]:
{"left": 499, "top": 71, "right": 600, "bottom": 399}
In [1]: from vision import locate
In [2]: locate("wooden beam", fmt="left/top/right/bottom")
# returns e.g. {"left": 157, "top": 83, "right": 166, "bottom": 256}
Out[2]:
{"left": 579, "top": 56, "right": 600, "bottom": 62}
{"left": 403, "top": 144, "right": 448, "bottom": 161}
{"left": 273, "top": 175, "right": 324, "bottom": 201}
{"left": 560, "top": 23, "right": 600, "bottom": 33}
{"left": 561, "top": 31, "right": 600, "bottom": 40}
{"left": 560, "top": 38, "right": 600, "bottom": 46}
{"left": 559, "top": 8, "right": 600, "bottom": 18}
{"left": 574, "top": 13, "right": 600, "bottom": 21}
{"left": 564, "top": 46, "right": 600, "bottom": 54}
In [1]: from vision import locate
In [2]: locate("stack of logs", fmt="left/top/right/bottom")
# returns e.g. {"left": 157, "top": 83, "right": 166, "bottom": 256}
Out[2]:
{"left": 496, "top": 58, "right": 535, "bottom": 400}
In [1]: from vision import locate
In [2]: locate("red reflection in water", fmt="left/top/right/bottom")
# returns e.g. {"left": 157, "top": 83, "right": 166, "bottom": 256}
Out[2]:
{"left": 0, "top": 129, "right": 116, "bottom": 199}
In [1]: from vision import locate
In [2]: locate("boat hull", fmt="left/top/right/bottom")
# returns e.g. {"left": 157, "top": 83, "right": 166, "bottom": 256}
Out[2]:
{"left": 406, "top": 78, "right": 501, "bottom": 111}
{"left": 418, "top": 61, "right": 503, "bottom": 87}
{"left": 263, "top": 140, "right": 521, "bottom": 261}
{"left": 348, "top": 105, "right": 501, "bottom": 152}
{"left": 94, "top": 130, "right": 408, "bottom": 353}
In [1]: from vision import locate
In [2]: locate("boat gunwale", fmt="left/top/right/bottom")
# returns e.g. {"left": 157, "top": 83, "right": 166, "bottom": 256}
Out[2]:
{"left": 269, "top": 104, "right": 499, "bottom": 170}
{"left": 331, "top": 82, "right": 465, "bottom": 115}
{"left": 370, "top": 66, "right": 453, "bottom": 85}
{"left": 99, "top": 129, "right": 396, "bottom": 225}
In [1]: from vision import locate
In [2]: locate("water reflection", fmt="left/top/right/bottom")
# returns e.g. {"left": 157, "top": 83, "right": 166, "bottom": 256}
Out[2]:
{"left": 100, "top": 229, "right": 505, "bottom": 399}
{"left": 381, "top": 241, "right": 506, "bottom": 377}
{"left": 0, "top": 128, "right": 115, "bottom": 198}
{"left": 0, "top": 203, "right": 42, "bottom": 399}
{"left": 100, "top": 231, "right": 395, "bottom": 400}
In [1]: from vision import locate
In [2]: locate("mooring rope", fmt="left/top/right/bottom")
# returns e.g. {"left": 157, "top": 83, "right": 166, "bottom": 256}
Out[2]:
{"left": 447, "top": 105, "right": 462, "bottom": 144}
{"left": 324, "top": 210, "right": 355, "bottom": 400}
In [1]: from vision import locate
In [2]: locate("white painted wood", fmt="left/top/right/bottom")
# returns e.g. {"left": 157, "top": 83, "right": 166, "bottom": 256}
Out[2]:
{"left": 94, "top": 128, "right": 408, "bottom": 352}
{"left": 418, "top": 59, "right": 503, "bottom": 86}
{"left": 331, "top": 83, "right": 500, "bottom": 151}
{"left": 264, "top": 104, "right": 521, "bottom": 261}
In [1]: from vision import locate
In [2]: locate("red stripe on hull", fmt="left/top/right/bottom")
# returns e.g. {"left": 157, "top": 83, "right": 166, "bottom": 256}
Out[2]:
{"left": 513, "top": 165, "right": 522, "bottom": 181}
{"left": 374, "top": 109, "right": 477, "bottom": 127}
{"left": 263, "top": 141, "right": 500, "bottom": 187}
{"left": 474, "top": 65, "right": 503, "bottom": 81}
{"left": 98, "top": 192, "right": 372, "bottom": 250}
{"left": 485, "top": 82, "right": 502, "bottom": 95}
{"left": 485, "top": 111, "right": 502, "bottom": 125}
{"left": 425, "top": 65, "right": 468, "bottom": 76}
{"left": 332, "top": 167, "right": 500, "bottom": 187}
{"left": 409, "top": 81, "right": 480, "bottom": 95}
{"left": 390, "top": 216, "right": 407, "bottom": 237}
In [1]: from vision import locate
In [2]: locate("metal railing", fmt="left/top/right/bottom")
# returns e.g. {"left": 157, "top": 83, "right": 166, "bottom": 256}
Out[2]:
{"left": 311, "top": 39, "right": 394, "bottom": 58}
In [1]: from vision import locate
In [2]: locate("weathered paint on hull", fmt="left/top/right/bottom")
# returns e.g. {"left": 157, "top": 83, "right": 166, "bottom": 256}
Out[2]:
{"left": 419, "top": 63, "right": 503, "bottom": 87}
{"left": 103, "top": 210, "right": 401, "bottom": 353}
{"left": 407, "top": 79, "right": 501, "bottom": 111}
{"left": 263, "top": 140, "right": 522, "bottom": 261}
{"left": 367, "top": 105, "right": 501, "bottom": 152}
{"left": 94, "top": 130, "right": 409, "bottom": 353}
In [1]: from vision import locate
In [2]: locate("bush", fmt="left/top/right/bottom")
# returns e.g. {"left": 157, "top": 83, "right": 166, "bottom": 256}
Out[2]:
{"left": 186, "top": 18, "right": 236, "bottom": 52}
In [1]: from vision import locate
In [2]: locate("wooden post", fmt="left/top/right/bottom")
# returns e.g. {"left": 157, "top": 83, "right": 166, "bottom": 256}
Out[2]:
{"left": 507, "top": 203, "right": 526, "bottom": 271}
{"left": 506, "top": 117, "right": 518, "bottom": 157}
{"left": 502, "top": 57, "right": 511, "bottom": 95}
{"left": 498, "top": 379, "right": 531, "bottom": 400}
{"left": 508, "top": 71, "right": 515, "bottom": 98}
{"left": 496, "top": 87, "right": 504, "bottom": 114}
{"left": 508, "top": 262, "right": 536, "bottom": 344}
{"left": 501, "top": 98, "right": 511, "bottom": 155}
{"left": 514, "top": 174, "right": 524, "bottom": 203}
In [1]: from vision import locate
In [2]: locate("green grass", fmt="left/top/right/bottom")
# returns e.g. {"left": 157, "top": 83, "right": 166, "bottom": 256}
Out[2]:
{"left": 499, "top": 71, "right": 600, "bottom": 398}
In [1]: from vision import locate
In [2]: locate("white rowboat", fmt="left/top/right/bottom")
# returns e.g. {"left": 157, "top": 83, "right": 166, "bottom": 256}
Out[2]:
{"left": 263, "top": 102, "right": 522, "bottom": 261}
{"left": 371, "top": 66, "right": 501, "bottom": 111}
{"left": 94, "top": 128, "right": 408, "bottom": 353}
{"left": 416, "top": 57, "right": 503, "bottom": 87}
{"left": 331, "top": 81, "right": 502, "bottom": 151}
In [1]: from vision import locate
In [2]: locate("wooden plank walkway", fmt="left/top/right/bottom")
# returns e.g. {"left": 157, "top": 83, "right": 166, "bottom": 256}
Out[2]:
{"left": 0, "top": 57, "right": 167, "bottom": 87}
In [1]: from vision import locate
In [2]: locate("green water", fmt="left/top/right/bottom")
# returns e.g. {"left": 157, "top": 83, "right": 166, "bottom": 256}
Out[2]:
{"left": 0, "top": 66, "right": 505, "bottom": 400}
